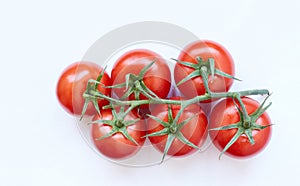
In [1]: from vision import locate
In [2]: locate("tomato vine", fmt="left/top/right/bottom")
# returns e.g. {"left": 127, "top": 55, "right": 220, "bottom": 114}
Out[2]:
{"left": 80, "top": 57, "right": 272, "bottom": 161}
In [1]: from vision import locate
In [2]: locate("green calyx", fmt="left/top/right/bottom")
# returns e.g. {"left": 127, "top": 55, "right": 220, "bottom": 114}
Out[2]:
{"left": 106, "top": 59, "right": 159, "bottom": 100}
{"left": 89, "top": 106, "right": 140, "bottom": 145}
{"left": 173, "top": 57, "right": 241, "bottom": 88}
{"left": 209, "top": 94, "right": 273, "bottom": 159}
{"left": 146, "top": 105, "right": 200, "bottom": 163}
{"left": 81, "top": 67, "right": 108, "bottom": 120}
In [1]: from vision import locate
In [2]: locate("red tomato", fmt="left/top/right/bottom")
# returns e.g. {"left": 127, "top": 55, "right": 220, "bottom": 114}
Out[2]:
{"left": 91, "top": 109, "right": 146, "bottom": 159}
{"left": 147, "top": 97, "right": 208, "bottom": 157}
{"left": 111, "top": 49, "right": 171, "bottom": 102}
{"left": 174, "top": 40, "right": 235, "bottom": 98}
{"left": 56, "top": 61, "right": 111, "bottom": 116}
{"left": 209, "top": 97, "right": 272, "bottom": 159}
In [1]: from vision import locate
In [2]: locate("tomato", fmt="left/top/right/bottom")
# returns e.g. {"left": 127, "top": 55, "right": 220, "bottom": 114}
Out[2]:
{"left": 147, "top": 97, "right": 208, "bottom": 157}
{"left": 111, "top": 49, "right": 171, "bottom": 103}
{"left": 91, "top": 109, "right": 146, "bottom": 159}
{"left": 174, "top": 40, "right": 235, "bottom": 99}
{"left": 56, "top": 61, "right": 111, "bottom": 116}
{"left": 209, "top": 97, "right": 272, "bottom": 159}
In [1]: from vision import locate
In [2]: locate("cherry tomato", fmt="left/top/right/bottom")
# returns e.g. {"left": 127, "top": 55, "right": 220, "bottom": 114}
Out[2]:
{"left": 147, "top": 97, "right": 208, "bottom": 157}
{"left": 111, "top": 49, "right": 171, "bottom": 102}
{"left": 209, "top": 97, "right": 272, "bottom": 159}
{"left": 91, "top": 109, "right": 146, "bottom": 159}
{"left": 174, "top": 40, "right": 235, "bottom": 98}
{"left": 56, "top": 61, "right": 111, "bottom": 116}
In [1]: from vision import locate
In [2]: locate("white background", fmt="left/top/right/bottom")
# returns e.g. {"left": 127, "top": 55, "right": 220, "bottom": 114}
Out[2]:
{"left": 0, "top": 0, "right": 299, "bottom": 185}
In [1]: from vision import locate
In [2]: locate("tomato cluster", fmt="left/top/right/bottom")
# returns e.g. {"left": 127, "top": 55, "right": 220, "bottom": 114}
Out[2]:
{"left": 56, "top": 40, "right": 272, "bottom": 162}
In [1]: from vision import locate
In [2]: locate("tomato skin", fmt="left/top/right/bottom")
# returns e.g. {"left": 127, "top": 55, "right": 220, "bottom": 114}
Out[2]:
{"left": 111, "top": 49, "right": 171, "bottom": 101}
{"left": 91, "top": 110, "right": 146, "bottom": 159}
{"left": 209, "top": 97, "right": 272, "bottom": 159}
{"left": 174, "top": 40, "right": 235, "bottom": 98}
{"left": 148, "top": 97, "right": 208, "bottom": 157}
{"left": 56, "top": 61, "right": 111, "bottom": 116}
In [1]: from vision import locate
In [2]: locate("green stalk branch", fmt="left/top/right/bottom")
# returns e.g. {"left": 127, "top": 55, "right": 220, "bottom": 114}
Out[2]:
{"left": 86, "top": 87, "right": 269, "bottom": 111}
{"left": 81, "top": 55, "right": 272, "bottom": 162}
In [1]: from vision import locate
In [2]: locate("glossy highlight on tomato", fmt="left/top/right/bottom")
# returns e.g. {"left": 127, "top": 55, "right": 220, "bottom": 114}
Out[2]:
{"left": 209, "top": 97, "right": 272, "bottom": 159}
{"left": 56, "top": 61, "right": 111, "bottom": 116}
{"left": 174, "top": 40, "right": 235, "bottom": 98}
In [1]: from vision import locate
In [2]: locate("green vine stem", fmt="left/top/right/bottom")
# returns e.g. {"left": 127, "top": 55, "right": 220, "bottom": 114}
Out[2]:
{"left": 81, "top": 57, "right": 272, "bottom": 161}
{"left": 84, "top": 87, "right": 269, "bottom": 109}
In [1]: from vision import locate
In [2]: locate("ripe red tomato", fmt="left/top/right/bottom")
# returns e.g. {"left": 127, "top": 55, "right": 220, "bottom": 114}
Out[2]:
{"left": 147, "top": 97, "right": 208, "bottom": 157}
{"left": 209, "top": 97, "right": 272, "bottom": 159}
{"left": 111, "top": 49, "right": 171, "bottom": 101}
{"left": 91, "top": 109, "right": 146, "bottom": 159}
{"left": 174, "top": 40, "right": 235, "bottom": 98}
{"left": 56, "top": 61, "right": 111, "bottom": 116}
